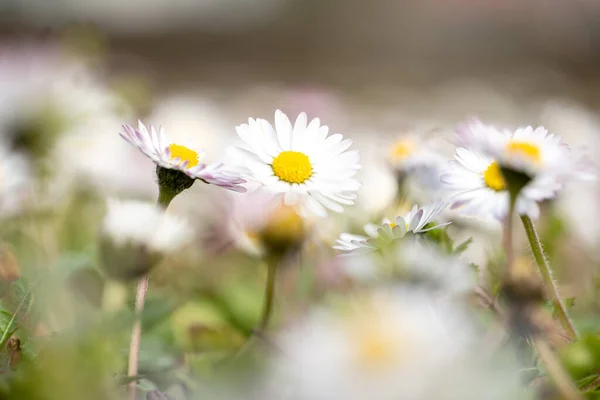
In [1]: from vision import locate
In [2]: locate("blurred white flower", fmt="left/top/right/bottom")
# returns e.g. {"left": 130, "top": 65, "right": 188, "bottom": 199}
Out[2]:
{"left": 268, "top": 289, "right": 521, "bottom": 400}
{"left": 120, "top": 121, "right": 247, "bottom": 192}
{"left": 231, "top": 110, "right": 361, "bottom": 217}
{"left": 0, "top": 43, "right": 115, "bottom": 142}
{"left": 209, "top": 190, "right": 282, "bottom": 256}
{"left": 56, "top": 116, "right": 156, "bottom": 197}
{"left": 444, "top": 119, "right": 595, "bottom": 219}
{"left": 0, "top": 143, "right": 32, "bottom": 216}
{"left": 102, "top": 198, "right": 192, "bottom": 253}
{"left": 334, "top": 201, "right": 449, "bottom": 253}
{"left": 394, "top": 241, "right": 475, "bottom": 294}
{"left": 441, "top": 147, "right": 545, "bottom": 219}
{"left": 484, "top": 124, "right": 585, "bottom": 179}
{"left": 387, "top": 134, "right": 446, "bottom": 180}
{"left": 355, "top": 156, "right": 397, "bottom": 216}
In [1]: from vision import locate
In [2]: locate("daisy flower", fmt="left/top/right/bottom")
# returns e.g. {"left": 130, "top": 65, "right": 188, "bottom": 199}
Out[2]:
{"left": 441, "top": 147, "right": 549, "bottom": 219}
{"left": 230, "top": 110, "right": 360, "bottom": 217}
{"left": 443, "top": 120, "right": 593, "bottom": 219}
{"left": 100, "top": 198, "right": 193, "bottom": 279}
{"left": 102, "top": 198, "right": 192, "bottom": 253}
{"left": 334, "top": 201, "right": 449, "bottom": 253}
{"left": 483, "top": 124, "right": 593, "bottom": 181}
{"left": 387, "top": 134, "right": 446, "bottom": 177}
{"left": 207, "top": 190, "right": 306, "bottom": 256}
{"left": 120, "top": 121, "right": 247, "bottom": 193}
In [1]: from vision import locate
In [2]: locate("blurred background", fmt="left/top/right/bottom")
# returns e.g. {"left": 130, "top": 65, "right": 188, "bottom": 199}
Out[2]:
{"left": 2, "top": 2, "right": 600, "bottom": 398}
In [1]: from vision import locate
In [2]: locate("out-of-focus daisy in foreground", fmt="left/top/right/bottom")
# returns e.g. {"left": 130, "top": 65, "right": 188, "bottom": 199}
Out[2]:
{"left": 230, "top": 110, "right": 361, "bottom": 217}
{"left": 0, "top": 144, "right": 31, "bottom": 216}
{"left": 99, "top": 198, "right": 193, "bottom": 280}
{"left": 334, "top": 201, "right": 449, "bottom": 254}
{"left": 267, "top": 289, "right": 521, "bottom": 400}
{"left": 444, "top": 120, "right": 594, "bottom": 219}
{"left": 120, "top": 121, "right": 247, "bottom": 204}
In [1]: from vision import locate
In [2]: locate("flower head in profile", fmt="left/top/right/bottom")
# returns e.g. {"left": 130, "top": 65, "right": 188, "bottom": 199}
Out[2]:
{"left": 334, "top": 201, "right": 449, "bottom": 254}
{"left": 443, "top": 119, "right": 594, "bottom": 219}
{"left": 120, "top": 121, "right": 247, "bottom": 198}
{"left": 99, "top": 198, "right": 193, "bottom": 280}
{"left": 230, "top": 110, "right": 360, "bottom": 217}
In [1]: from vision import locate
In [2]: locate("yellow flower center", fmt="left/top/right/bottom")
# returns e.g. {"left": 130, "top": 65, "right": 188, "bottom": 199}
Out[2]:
{"left": 506, "top": 141, "right": 541, "bottom": 164}
{"left": 483, "top": 161, "right": 506, "bottom": 191}
{"left": 353, "top": 316, "right": 401, "bottom": 370}
{"left": 389, "top": 222, "right": 409, "bottom": 230}
{"left": 390, "top": 140, "right": 415, "bottom": 160}
{"left": 168, "top": 144, "right": 199, "bottom": 168}
{"left": 272, "top": 151, "right": 313, "bottom": 184}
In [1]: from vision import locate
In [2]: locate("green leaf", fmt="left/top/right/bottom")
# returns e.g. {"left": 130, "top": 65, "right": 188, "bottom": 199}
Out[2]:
{"left": 577, "top": 374, "right": 600, "bottom": 390}
{"left": 453, "top": 237, "right": 473, "bottom": 255}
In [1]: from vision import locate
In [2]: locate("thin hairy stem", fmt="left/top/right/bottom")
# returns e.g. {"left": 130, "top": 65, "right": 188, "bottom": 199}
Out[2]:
{"left": 127, "top": 275, "right": 149, "bottom": 400}
{"left": 127, "top": 193, "right": 174, "bottom": 400}
{"left": 503, "top": 194, "right": 518, "bottom": 276}
{"left": 520, "top": 215, "right": 578, "bottom": 340}
{"left": 533, "top": 337, "right": 583, "bottom": 400}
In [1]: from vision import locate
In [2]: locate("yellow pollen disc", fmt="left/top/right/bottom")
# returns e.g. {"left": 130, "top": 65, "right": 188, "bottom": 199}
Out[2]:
{"left": 483, "top": 161, "right": 506, "bottom": 191}
{"left": 390, "top": 140, "right": 414, "bottom": 160}
{"left": 168, "top": 144, "right": 199, "bottom": 168}
{"left": 389, "top": 222, "right": 409, "bottom": 230}
{"left": 353, "top": 318, "right": 399, "bottom": 369}
{"left": 272, "top": 151, "right": 313, "bottom": 184}
{"left": 506, "top": 141, "right": 541, "bottom": 164}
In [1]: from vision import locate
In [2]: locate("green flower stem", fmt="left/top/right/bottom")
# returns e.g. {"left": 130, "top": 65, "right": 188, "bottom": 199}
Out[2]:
{"left": 503, "top": 192, "right": 518, "bottom": 276}
{"left": 127, "top": 274, "right": 149, "bottom": 400}
{"left": 520, "top": 215, "right": 578, "bottom": 340}
{"left": 259, "top": 257, "right": 278, "bottom": 331}
{"left": 127, "top": 191, "right": 176, "bottom": 400}
{"left": 157, "top": 186, "right": 178, "bottom": 209}
{"left": 533, "top": 337, "right": 583, "bottom": 400}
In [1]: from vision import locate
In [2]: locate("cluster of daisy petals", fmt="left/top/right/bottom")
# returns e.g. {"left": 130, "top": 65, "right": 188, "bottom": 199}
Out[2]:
{"left": 119, "top": 110, "right": 361, "bottom": 217}
{"left": 442, "top": 119, "right": 594, "bottom": 220}
{"left": 115, "top": 111, "right": 593, "bottom": 257}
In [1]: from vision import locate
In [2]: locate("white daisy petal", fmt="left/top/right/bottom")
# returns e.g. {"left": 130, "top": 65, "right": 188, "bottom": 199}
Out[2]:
{"left": 119, "top": 121, "right": 246, "bottom": 192}
{"left": 444, "top": 119, "right": 594, "bottom": 220}
{"left": 334, "top": 201, "right": 449, "bottom": 254}
{"left": 231, "top": 110, "right": 360, "bottom": 217}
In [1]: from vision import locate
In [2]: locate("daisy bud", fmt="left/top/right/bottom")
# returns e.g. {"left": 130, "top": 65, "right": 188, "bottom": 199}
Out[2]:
{"left": 99, "top": 199, "right": 192, "bottom": 281}
{"left": 259, "top": 205, "right": 306, "bottom": 257}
